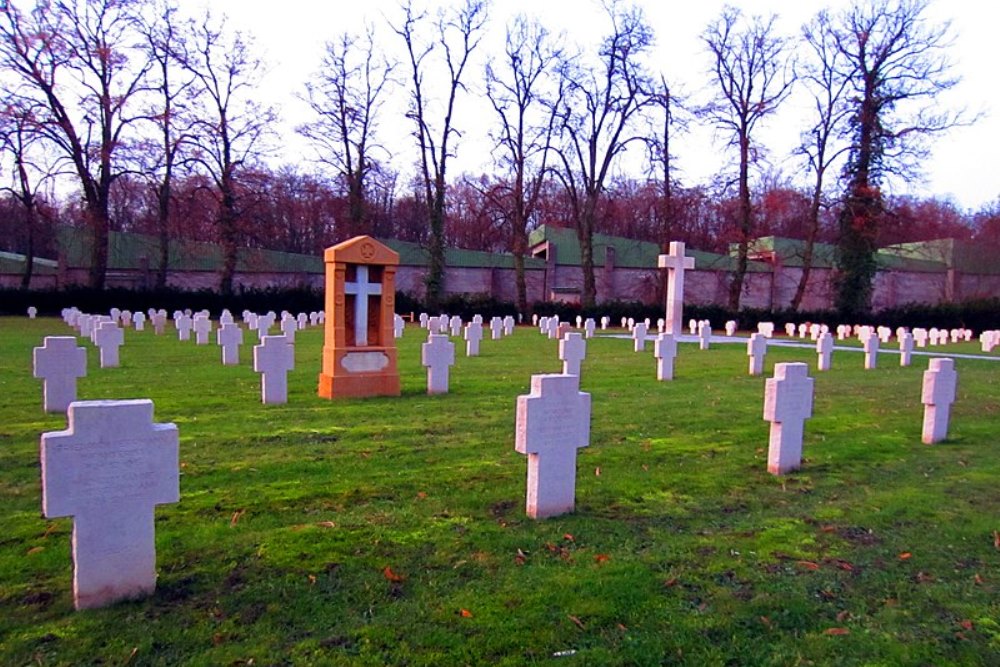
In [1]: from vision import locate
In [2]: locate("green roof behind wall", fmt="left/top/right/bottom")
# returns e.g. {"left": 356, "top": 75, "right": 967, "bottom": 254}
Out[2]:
{"left": 742, "top": 236, "right": 948, "bottom": 273}
{"left": 0, "top": 251, "right": 58, "bottom": 275}
{"left": 378, "top": 238, "right": 546, "bottom": 270}
{"left": 58, "top": 226, "right": 325, "bottom": 273}
{"left": 529, "top": 224, "right": 772, "bottom": 272}
{"left": 881, "top": 238, "right": 1000, "bottom": 275}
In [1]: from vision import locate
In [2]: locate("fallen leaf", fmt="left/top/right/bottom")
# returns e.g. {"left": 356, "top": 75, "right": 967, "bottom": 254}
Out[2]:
{"left": 316, "top": 521, "right": 336, "bottom": 528}
{"left": 824, "top": 627, "right": 850, "bottom": 636}
{"left": 797, "top": 560, "right": 820, "bottom": 571}
{"left": 459, "top": 608, "right": 473, "bottom": 618}
{"left": 641, "top": 464, "right": 649, "bottom": 471}
{"left": 820, "top": 525, "right": 836, "bottom": 533}
{"left": 974, "top": 573, "right": 984, "bottom": 585}
{"left": 544, "top": 542, "right": 559, "bottom": 553}
{"left": 915, "top": 571, "right": 933, "bottom": 583}
{"left": 836, "top": 610, "right": 850, "bottom": 622}
{"left": 27, "top": 546, "right": 44, "bottom": 555}
{"left": 563, "top": 533, "right": 574, "bottom": 542}
{"left": 898, "top": 552, "right": 912, "bottom": 560}
{"left": 123, "top": 647, "right": 138, "bottom": 665}
{"left": 416, "top": 491, "right": 427, "bottom": 500}
{"left": 180, "top": 461, "right": 188, "bottom": 468}
{"left": 230, "top": 509, "right": 245, "bottom": 526}
{"left": 568, "top": 615, "right": 585, "bottom": 630}
{"left": 617, "top": 623, "right": 628, "bottom": 631}
{"left": 959, "top": 619, "right": 974, "bottom": 631}
{"left": 515, "top": 548, "right": 527, "bottom": 566}
{"left": 594, "top": 553, "right": 611, "bottom": 564}
{"left": 212, "top": 633, "right": 224, "bottom": 646}
{"left": 759, "top": 616, "right": 772, "bottom": 628}
{"left": 994, "top": 531, "right": 1000, "bottom": 550}
{"left": 594, "top": 467, "right": 601, "bottom": 477}
{"left": 955, "top": 631, "right": 969, "bottom": 641}
{"left": 664, "top": 577, "right": 678, "bottom": 588}
{"left": 383, "top": 566, "right": 405, "bottom": 582}
{"left": 42, "top": 524, "right": 57, "bottom": 538}
{"left": 307, "top": 575, "right": 316, "bottom": 585}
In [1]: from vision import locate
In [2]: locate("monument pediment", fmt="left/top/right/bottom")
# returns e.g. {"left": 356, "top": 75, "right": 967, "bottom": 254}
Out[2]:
{"left": 324, "top": 236, "right": 399, "bottom": 266}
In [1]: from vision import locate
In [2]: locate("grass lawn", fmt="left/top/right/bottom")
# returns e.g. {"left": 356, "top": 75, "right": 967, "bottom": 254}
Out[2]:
{"left": 1, "top": 316, "right": 998, "bottom": 666}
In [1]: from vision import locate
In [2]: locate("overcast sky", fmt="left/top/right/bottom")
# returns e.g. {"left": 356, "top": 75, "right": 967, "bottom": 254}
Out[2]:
{"left": 192, "top": 0, "right": 997, "bottom": 212}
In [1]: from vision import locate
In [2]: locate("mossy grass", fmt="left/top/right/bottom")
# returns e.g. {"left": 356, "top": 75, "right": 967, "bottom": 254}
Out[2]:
{"left": 1, "top": 317, "right": 997, "bottom": 665}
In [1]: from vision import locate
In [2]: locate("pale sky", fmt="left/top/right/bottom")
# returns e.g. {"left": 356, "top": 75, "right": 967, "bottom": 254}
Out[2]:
{"left": 192, "top": 0, "right": 998, "bottom": 211}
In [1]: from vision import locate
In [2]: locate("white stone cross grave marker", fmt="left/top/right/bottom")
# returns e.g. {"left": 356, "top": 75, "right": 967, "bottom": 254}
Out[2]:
{"left": 297, "top": 313, "right": 308, "bottom": 329}
{"left": 601, "top": 316, "right": 609, "bottom": 330}
{"left": 921, "top": 358, "right": 957, "bottom": 444}
{"left": 193, "top": 315, "right": 213, "bottom": 345}
{"left": 94, "top": 322, "right": 125, "bottom": 368}
{"left": 725, "top": 320, "right": 737, "bottom": 336}
{"left": 176, "top": 314, "right": 192, "bottom": 342}
{"left": 151, "top": 312, "right": 166, "bottom": 335}
{"left": 120, "top": 310, "right": 132, "bottom": 328}
{"left": 816, "top": 332, "right": 833, "bottom": 371}
{"left": 217, "top": 321, "right": 244, "bottom": 365}
{"left": 699, "top": 325, "right": 711, "bottom": 350}
{"left": 280, "top": 315, "right": 297, "bottom": 344}
{"left": 914, "top": 328, "right": 928, "bottom": 348}
{"left": 747, "top": 333, "right": 767, "bottom": 376}
{"left": 490, "top": 317, "right": 503, "bottom": 341}
{"left": 464, "top": 321, "right": 483, "bottom": 356}
{"left": 654, "top": 333, "right": 677, "bottom": 381}
{"left": 899, "top": 332, "right": 914, "bottom": 367}
{"left": 658, "top": 241, "right": 695, "bottom": 335}
{"left": 394, "top": 314, "right": 405, "bottom": 339}
{"left": 689, "top": 319, "right": 698, "bottom": 335}
{"left": 28, "top": 306, "right": 37, "bottom": 318}
{"left": 132, "top": 312, "right": 145, "bottom": 331}
{"left": 450, "top": 315, "right": 463, "bottom": 337}
{"left": 547, "top": 317, "right": 560, "bottom": 340}
{"left": 785, "top": 323, "right": 796, "bottom": 337}
{"left": 220, "top": 310, "right": 234, "bottom": 326}
{"left": 763, "top": 362, "right": 814, "bottom": 475}
{"left": 633, "top": 322, "right": 648, "bottom": 352}
{"left": 40, "top": 399, "right": 179, "bottom": 609}
{"left": 559, "top": 332, "right": 587, "bottom": 378}
{"left": 576, "top": 316, "right": 583, "bottom": 328}
{"left": 419, "top": 313, "right": 429, "bottom": 328}
{"left": 515, "top": 374, "right": 591, "bottom": 519}
{"left": 503, "top": 315, "right": 515, "bottom": 336}
{"left": 421, "top": 333, "right": 455, "bottom": 394}
{"left": 34, "top": 337, "right": 87, "bottom": 412}
{"left": 584, "top": 318, "right": 596, "bottom": 339}
{"left": 253, "top": 335, "right": 294, "bottom": 404}
{"left": 863, "top": 333, "right": 879, "bottom": 369}
{"left": 89, "top": 316, "right": 111, "bottom": 344}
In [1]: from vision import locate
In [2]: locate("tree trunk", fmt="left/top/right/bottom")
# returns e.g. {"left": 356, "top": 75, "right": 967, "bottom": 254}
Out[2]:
{"left": 218, "top": 182, "right": 238, "bottom": 296}
{"left": 790, "top": 180, "right": 823, "bottom": 312}
{"left": 20, "top": 204, "right": 35, "bottom": 289}
{"left": 579, "top": 195, "right": 598, "bottom": 307}
{"left": 156, "top": 181, "right": 170, "bottom": 290}
{"left": 87, "top": 204, "right": 110, "bottom": 290}
{"left": 512, "top": 225, "right": 528, "bottom": 315}
{"left": 425, "top": 176, "right": 447, "bottom": 309}
{"left": 728, "top": 135, "right": 752, "bottom": 311}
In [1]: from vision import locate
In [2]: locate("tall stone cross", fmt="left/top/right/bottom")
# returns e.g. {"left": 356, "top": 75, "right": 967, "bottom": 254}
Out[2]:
{"left": 34, "top": 337, "right": 87, "bottom": 413}
{"left": 763, "top": 362, "right": 814, "bottom": 475}
{"left": 559, "top": 332, "right": 587, "bottom": 378}
{"left": 319, "top": 236, "right": 400, "bottom": 399}
{"left": 658, "top": 242, "right": 695, "bottom": 336}
{"left": 421, "top": 333, "right": 456, "bottom": 394}
{"left": 921, "top": 357, "right": 957, "bottom": 444}
{"left": 217, "top": 321, "right": 244, "bottom": 365}
{"left": 254, "top": 335, "right": 294, "bottom": 404}
{"left": 95, "top": 322, "right": 125, "bottom": 368}
{"left": 40, "top": 399, "right": 179, "bottom": 609}
{"left": 515, "top": 374, "right": 591, "bottom": 519}
{"left": 654, "top": 333, "right": 678, "bottom": 381}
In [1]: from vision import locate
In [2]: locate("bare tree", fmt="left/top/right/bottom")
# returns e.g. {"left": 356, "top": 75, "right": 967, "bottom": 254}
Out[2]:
{"left": 139, "top": 0, "right": 197, "bottom": 289}
{"left": 0, "top": 100, "right": 62, "bottom": 287}
{"left": 393, "top": 0, "right": 489, "bottom": 309}
{"left": 484, "top": 14, "right": 563, "bottom": 315}
{"left": 831, "top": 0, "right": 964, "bottom": 316}
{"left": 703, "top": 6, "right": 793, "bottom": 311}
{"left": 298, "top": 26, "right": 395, "bottom": 239}
{"left": 555, "top": 0, "right": 652, "bottom": 308}
{"left": 0, "top": 0, "right": 153, "bottom": 289}
{"left": 644, "top": 74, "right": 688, "bottom": 248}
{"left": 180, "top": 11, "right": 275, "bottom": 295}
{"left": 790, "top": 9, "right": 853, "bottom": 312}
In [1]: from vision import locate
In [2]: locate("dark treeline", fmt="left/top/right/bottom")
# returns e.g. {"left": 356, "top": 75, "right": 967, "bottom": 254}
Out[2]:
{"left": 1, "top": 0, "right": 993, "bottom": 314}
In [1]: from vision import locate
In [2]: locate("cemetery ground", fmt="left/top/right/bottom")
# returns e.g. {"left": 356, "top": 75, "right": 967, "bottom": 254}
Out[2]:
{"left": 1, "top": 317, "right": 999, "bottom": 666}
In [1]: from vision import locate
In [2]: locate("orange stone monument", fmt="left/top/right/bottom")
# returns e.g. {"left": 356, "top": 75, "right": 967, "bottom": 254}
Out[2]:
{"left": 318, "top": 236, "right": 401, "bottom": 398}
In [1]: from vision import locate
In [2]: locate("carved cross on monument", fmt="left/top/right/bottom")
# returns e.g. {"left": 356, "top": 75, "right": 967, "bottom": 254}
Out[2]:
{"left": 658, "top": 242, "right": 695, "bottom": 336}
{"left": 41, "top": 399, "right": 179, "bottom": 609}
{"left": 319, "top": 236, "right": 401, "bottom": 398}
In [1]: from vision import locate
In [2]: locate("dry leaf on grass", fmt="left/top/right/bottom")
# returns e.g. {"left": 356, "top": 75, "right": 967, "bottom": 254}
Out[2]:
{"left": 824, "top": 627, "right": 850, "bottom": 636}
{"left": 383, "top": 566, "right": 405, "bottom": 582}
